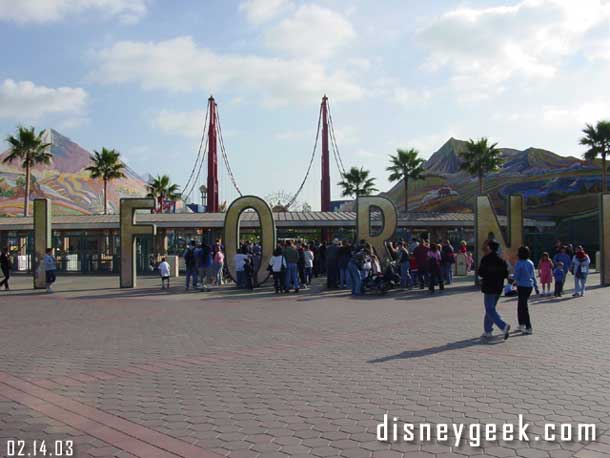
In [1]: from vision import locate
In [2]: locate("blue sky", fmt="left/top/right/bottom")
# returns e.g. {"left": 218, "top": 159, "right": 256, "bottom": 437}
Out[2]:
{"left": 2, "top": 0, "right": 610, "bottom": 209}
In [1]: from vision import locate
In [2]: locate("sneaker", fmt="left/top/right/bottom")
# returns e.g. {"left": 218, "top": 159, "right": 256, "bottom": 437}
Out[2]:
{"left": 503, "top": 324, "right": 511, "bottom": 340}
{"left": 524, "top": 328, "right": 533, "bottom": 335}
{"left": 481, "top": 332, "right": 493, "bottom": 339}
{"left": 517, "top": 324, "right": 526, "bottom": 332}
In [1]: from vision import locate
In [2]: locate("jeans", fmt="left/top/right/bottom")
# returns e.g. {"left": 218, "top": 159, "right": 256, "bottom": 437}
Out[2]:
{"left": 483, "top": 293, "right": 507, "bottom": 333}
{"left": 441, "top": 263, "right": 453, "bottom": 285}
{"left": 348, "top": 261, "right": 362, "bottom": 295}
{"left": 400, "top": 262, "right": 412, "bottom": 288}
{"left": 304, "top": 266, "right": 313, "bottom": 285}
{"left": 517, "top": 286, "right": 532, "bottom": 329}
{"left": 339, "top": 267, "right": 351, "bottom": 288}
{"left": 236, "top": 270, "right": 245, "bottom": 288}
{"left": 213, "top": 262, "right": 223, "bottom": 285}
{"left": 575, "top": 274, "right": 587, "bottom": 295}
{"left": 285, "top": 263, "right": 300, "bottom": 290}
{"left": 198, "top": 266, "right": 210, "bottom": 289}
{"left": 185, "top": 269, "right": 198, "bottom": 288}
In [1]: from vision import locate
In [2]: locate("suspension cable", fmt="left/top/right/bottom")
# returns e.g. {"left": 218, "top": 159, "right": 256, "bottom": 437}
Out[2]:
{"left": 327, "top": 101, "right": 346, "bottom": 177}
{"left": 286, "top": 103, "right": 323, "bottom": 209}
{"left": 182, "top": 100, "right": 210, "bottom": 195}
{"left": 183, "top": 141, "right": 207, "bottom": 201}
{"left": 215, "top": 105, "right": 243, "bottom": 197}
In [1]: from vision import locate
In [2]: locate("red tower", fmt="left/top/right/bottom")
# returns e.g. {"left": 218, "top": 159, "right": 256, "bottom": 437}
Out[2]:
{"left": 320, "top": 95, "right": 331, "bottom": 212}
{"left": 207, "top": 96, "right": 219, "bottom": 213}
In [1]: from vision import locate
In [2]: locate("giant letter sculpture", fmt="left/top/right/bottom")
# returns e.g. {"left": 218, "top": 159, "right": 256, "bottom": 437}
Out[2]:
{"left": 356, "top": 196, "right": 398, "bottom": 260}
{"left": 33, "top": 198, "right": 52, "bottom": 289}
{"left": 475, "top": 195, "right": 523, "bottom": 275}
{"left": 224, "top": 196, "right": 276, "bottom": 285}
{"left": 600, "top": 193, "right": 610, "bottom": 286}
{"left": 120, "top": 198, "right": 156, "bottom": 288}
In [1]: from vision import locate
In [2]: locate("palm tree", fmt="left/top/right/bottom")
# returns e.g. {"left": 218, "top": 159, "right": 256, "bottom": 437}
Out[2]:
{"left": 85, "top": 147, "right": 125, "bottom": 215}
{"left": 458, "top": 137, "right": 503, "bottom": 195}
{"left": 3, "top": 126, "right": 52, "bottom": 216}
{"left": 387, "top": 148, "right": 425, "bottom": 213}
{"left": 146, "top": 174, "right": 180, "bottom": 213}
{"left": 337, "top": 166, "right": 378, "bottom": 198}
{"left": 579, "top": 120, "right": 610, "bottom": 193}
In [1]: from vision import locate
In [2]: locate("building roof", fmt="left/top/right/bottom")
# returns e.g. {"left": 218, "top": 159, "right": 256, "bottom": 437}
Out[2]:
{"left": 0, "top": 211, "right": 554, "bottom": 231}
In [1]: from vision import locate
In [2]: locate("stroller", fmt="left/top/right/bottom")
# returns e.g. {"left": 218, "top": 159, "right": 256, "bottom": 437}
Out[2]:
{"left": 363, "top": 261, "right": 401, "bottom": 295}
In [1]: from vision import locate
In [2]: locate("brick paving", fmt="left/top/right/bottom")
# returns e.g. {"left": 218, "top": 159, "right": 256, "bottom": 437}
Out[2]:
{"left": 1, "top": 274, "right": 609, "bottom": 458}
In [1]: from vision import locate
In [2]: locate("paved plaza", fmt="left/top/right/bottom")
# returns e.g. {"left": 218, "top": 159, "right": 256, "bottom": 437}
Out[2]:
{"left": 1, "top": 273, "right": 609, "bottom": 458}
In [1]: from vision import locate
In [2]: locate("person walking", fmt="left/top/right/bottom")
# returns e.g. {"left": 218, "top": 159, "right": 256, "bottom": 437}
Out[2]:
{"left": 0, "top": 247, "right": 11, "bottom": 290}
{"left": 538, "top": 252, "right": 553, "bottom": 296}
{"left": 304, "top": 244, "right": 314, "bottom": 286}
{"left": 44, "top": 248, "right": 57, "bottom": 293}
{"left": 427, "top": 244, "right": 444, "bottom": 294}
{"left": 198, "top": 241, "right": 213, "bottom": 292}
{"left": 397, "top": 242, "right": 412, "bottom": 289}
{"left": 337, "top": 240, "right": 351, "bottom": 288}
{"left": 283, "top": 240, "right": 300, "bottom": 293}
{"left": 477, "top": 240, "right": 511, "bottom": 340}
{"left": 440, "top": 240, "right": 455, "bottom": 285}
{"left": 159, "top": 257, "right": 171, "bottom": 289}
{"left": 553, "top": 261, "right": 565, "bottom": 297}
{"left": 325, "top": 239, "right": 340, "bottom": 288}
{"left": 234, "top": 247, "right": 249, "bottom": 288}
{"left": 413, "top": 239, "right": 430, "bottom": 289}
{"left": 269, "top": 247, "right": 287, "bottom": 293}
{"left": 183, "top": 241, "right": 198, "bottom": 290}
{"left": 571, "top": 246, "right": 591, "bottom": 297}
{"left": 213, "top": 246, "right": 225, "bottom": 286}
{"left": 514, "top": 246, "right": 537, "bottom": 334}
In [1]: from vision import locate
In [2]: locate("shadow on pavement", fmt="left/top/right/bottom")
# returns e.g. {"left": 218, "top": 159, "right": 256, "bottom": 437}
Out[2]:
{"left": 367, "top": 334, "right": 525, "bottom": 363}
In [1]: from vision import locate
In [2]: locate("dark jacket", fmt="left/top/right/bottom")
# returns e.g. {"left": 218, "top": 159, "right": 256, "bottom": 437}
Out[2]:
{"left": 0, "top": 253, "right": 10, "bottom": 272}
{"left": 477, "top": 252, "right": 509, "bottom": 294}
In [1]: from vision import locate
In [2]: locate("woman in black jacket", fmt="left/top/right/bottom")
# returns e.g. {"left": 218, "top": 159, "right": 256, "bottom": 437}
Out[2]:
{"left": 477, "top": 240, "right": 511, "bottom": 340}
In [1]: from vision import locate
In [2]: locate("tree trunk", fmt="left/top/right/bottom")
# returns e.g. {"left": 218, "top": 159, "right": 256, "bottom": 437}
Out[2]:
{"left": 24, "top": 165, "right": 31, "bottom": 217}
{"left": 103, "top": 178, "right": 108, "bottom": 215}
{"left": 404, "top": 177, "right": 409, "bottom": 214}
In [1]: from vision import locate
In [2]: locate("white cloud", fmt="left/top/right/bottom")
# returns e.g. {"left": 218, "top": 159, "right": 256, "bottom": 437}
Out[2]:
{"left": 264, "top": 4, "right": 355, "bottom": 60}
{"left": 239, "top": 0, "right": 292, "bottom": 25}
{"left": 0, "top": 79, "right": 87, "bottom": 122}
{"left": 92, "top": 36, "right": 364, "bottom": 106}
{"left": 0, "top": 0, "right": 148, "bottom": 24}
{"left": 152, "top": 109, "right": 206, "bottom": 138}
{"left": 417, "top": 0, "right": 610, "bottom": 94}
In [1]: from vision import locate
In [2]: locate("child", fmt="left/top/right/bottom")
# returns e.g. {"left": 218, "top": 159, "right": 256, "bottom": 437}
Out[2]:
{"left": 159, "top": 257, "right": 170, "bottom": 289}
{"left": 43, "top": 248, "right": 56, "bottom": 293}
{"left": 553, "top": 261, "right": 565, "bottom": 297}
{"left": 538, "top": 252, "right": 553, "bottom": 296}
{"left": 503, "top": 277, "right": 517, "bottom": 297}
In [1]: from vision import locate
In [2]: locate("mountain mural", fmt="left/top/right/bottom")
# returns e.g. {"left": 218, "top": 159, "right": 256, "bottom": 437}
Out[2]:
{"left": 0, "top": 129, "right": 148, "bottom": 216}
{"left": 386, "top": 138, "right": 603, "bottom": 218}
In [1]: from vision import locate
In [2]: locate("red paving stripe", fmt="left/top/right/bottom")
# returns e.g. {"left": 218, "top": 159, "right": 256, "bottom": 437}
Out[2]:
{"left": 70, "top": 373, "right": 101, "bottom": 383}
{"left": 87, "top": 371, "right": 118, "bottom": 380}
{"left": 31, "top": 379, "right": 64, "bottom": 390}
{"left": 51, "top": 376, "right": 85, "bottom": 386}
{"left": 0, "top": 372, "right": 221, "bottom": 458}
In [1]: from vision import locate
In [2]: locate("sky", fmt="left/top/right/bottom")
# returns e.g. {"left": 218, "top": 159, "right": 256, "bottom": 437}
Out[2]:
{"left": 2, "top": 0, "right": 610, "bottom": 209}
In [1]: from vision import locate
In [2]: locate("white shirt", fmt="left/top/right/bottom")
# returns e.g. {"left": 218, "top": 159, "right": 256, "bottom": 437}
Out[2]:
{"left": 304, "top": 250, "right": 314, "bottom": 268}
{"left": 159, "top": 261, "right": 170, "bottom": 277}
{"left": 269, "top": 255, "right": 286, "bottom": 272}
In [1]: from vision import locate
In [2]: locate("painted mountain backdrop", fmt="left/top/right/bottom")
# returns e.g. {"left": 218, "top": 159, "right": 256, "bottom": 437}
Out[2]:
{"left": 0, "top": 129, "right": 148, "bottom": 216}
{"left": 386, "top": 138, "right": 603, "bottom": 219}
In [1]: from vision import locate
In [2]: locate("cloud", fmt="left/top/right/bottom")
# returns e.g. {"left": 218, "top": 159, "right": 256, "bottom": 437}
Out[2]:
{"left": 152, "top": 109, "right": 206, "bottom": 138}
{"left": 92, "top": 36, "right": 364, "bottom": 106}
{"left": 0, "top": 0, "right": 148, "bottom": 24}
{"left": 239, "top": 0, "right": 292, "bottom": 25}
{"left": 264, "top": 4, "right": 355, "bottom": 59}
{"left": 417, "top": 0, "right": 610, "bottom": 94}
{"left": 0, "top": 79, "right": 87, "bottom": 122}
